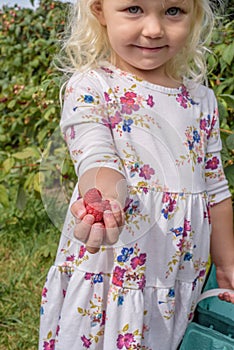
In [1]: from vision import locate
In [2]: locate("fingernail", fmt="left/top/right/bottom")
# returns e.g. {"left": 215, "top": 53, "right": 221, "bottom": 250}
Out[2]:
{"left": 104, "top": 210, "right": 112, "bottom": 217}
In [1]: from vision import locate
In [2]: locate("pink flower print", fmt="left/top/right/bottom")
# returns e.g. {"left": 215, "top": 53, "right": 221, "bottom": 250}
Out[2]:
{"left": 139, "top": 164, "right": 155, "bottom": 180}
{"left": 56, "top": 325, "right": 60, "bottom": 336}
{"left": 138, "top": 275, "right": 146, "bottom": 290}
{"left": 79, "top": 245, "right": 86, "bottom": 258}
{"left": 183, "top": 219, "right": 191, "bottom": 237}
{"left": 200, "top": 118, "right": 207, "bottom": 131}
{"left": 199, "top": 269, "right": 206, "bottom": 278}
{"left": 43, "top": 339, "right": 55, "bottom": 350}
{"left": 147, "top": 95, "right": 155, "bottom": 107}
{"left": 168, "top": 198, "right": 177, "bottom": 213}
{"left": 42, "top": 287, "right": 48, "bottom": 298}
{"left": 110, "top": 111, "right": 122, "bottom": 128}
{"left": 162, "top": 192, "right": 171, "bottom": 203}
{"left": 102, "top": 111, "right": 122, "bottom": 129}
{"left": 130, "top": 253, "right": 146, "bottom": 270}
{"left": 117, "top": 333, "right": 135, "bottom": 349}
{"left": 70, "top": 126, "right": 75, "bottom": 139}
{"left": 104, "top": 91, "right": 111, "bottom": 102}
{"left": 66, "top": 254, "right": 75, "bottom": 262}
{"left": 84, "top": 272, "right": 93, "bottom": 281}
{"left": 100, "top": 310, "right": 106, "bottom": 326}
{"left": 211, "top": 114, "right": 217, "bottom": 129}
{"left": 120, "top": 91, "right": 140, "bottom": 115}
{"left": 177, "top": 238, "right": 184, "bottom": 252}
{"left": 176, "top": 85, "right": 198, "bottom": 108}
{"left": 205, "top": 156, "right": 219, "bottom": 170}
{"left": 176, "top": 94, "right": 188, "bottom": 109}
{"left": 81, "top": 335, "right": 92, "bottom": 348}
{"left": 112, "top": 266, "right": 126, "bottom": 287}
{"left": 197, "top": 157, "right": 203, "bottom": 163}
{"left": 101, "top": 66, "right": 114, "bottom": 74}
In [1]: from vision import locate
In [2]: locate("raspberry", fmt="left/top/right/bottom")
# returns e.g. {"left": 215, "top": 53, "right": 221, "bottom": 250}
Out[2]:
{"left": 83, "top": 188, "right": 102, "bottom": 205}
{"left": 83, "top": 188, "right": 111, "bottom": 223}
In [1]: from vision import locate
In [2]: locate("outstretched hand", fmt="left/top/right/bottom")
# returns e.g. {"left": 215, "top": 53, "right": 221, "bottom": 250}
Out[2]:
{"left": 216, "top": 265, "right": 234, "bottom": 303}
{"left": 71, "top": 197, "right": 124, "bottom": 254}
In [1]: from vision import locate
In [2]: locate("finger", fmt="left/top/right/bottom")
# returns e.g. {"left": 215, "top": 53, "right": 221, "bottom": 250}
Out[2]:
{"left": 218, "top": 292, "right": 234, "bottom": 303}
{"left": 110, "top": 201, "right": 125, "bottom": 227}
{"left": 86, "top": 222, "right": 105, "bottom": 253}
{"left": 74, "top": 214, "right": 95, "bottom": 242}
{"left": 71, "top": 198, "right": 86, "bottom": 220}
{"left": 103, "top": 210, "right": 120, "bottom": 245}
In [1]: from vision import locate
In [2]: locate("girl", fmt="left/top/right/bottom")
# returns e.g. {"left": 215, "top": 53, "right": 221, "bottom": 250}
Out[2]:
{"left": 39, "top": 1, "right": 234, "bottom": 349}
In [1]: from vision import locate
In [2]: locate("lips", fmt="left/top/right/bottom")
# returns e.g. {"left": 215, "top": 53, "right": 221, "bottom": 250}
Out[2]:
{"left": 134, "top": 45, "right": 166, "bottom": 51}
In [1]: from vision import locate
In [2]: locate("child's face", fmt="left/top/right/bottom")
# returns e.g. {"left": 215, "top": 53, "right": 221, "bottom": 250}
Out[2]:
{"left": 93, "top": 0, "right": 194, "bottom": 82}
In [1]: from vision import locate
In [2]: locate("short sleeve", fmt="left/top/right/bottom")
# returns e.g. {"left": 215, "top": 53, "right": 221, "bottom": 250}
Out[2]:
{"left": 204, "top": 91, "right": 231, "bottom": 205}
{"left": 60, "top": 72, "right": 125, "bottom": 179}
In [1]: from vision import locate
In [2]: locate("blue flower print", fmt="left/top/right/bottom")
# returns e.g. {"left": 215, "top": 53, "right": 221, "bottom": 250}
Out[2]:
{"left": 193, "top": 130, "right": 200, "bottom": 143}
{"left": 84, "top": 95, "right": 94, "bottom": 103}
{"left": 117, "top": 247, "right": 134, "bottom": 263}
{"left": 91, "top": 313, "right": 102, "bottom": 327}
{"left": 122, "top": 118, "right": 133, "bottom": 132}
{"left": 93, "top": 274, "right": 103, "bottom": 283}
{"left": 188, "top": 140, "right": 194, "bottom": 150}
{"left": 129, "top": 162, "right": 140, "bottom": 178}
{"left": 184, "top": 252, "right": 193, "bottom": 261}
{"left": 118, "top": 295, "right": 124, "bottom": 306}
{"left": 170, "top": 226, "right": 183, "bottom": 237}
{"left": 168, "top": 288, "right": 175, "bottom": 298}
{"left": 128, "top": 200, "right": 140, "bottom": 215}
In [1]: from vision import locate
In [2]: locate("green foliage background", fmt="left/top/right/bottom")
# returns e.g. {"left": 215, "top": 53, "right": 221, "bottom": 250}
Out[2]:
{"left": 0, "top": 0, "right": 233, "bottom": 348}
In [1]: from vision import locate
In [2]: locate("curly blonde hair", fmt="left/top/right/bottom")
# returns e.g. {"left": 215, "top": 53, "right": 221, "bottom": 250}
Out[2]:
{"left": 59, "top": 0, "right": 220, "bottom": 83}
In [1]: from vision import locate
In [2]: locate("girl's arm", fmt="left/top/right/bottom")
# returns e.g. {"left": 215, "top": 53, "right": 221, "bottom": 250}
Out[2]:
{"left": 210, "top": 197, "right": 234, "bottom": 303}
{"left": 71, "top": 167, "right": 127, "bottom": 253}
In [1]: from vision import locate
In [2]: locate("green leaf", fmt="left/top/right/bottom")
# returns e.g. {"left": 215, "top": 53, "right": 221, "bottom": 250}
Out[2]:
{"left": 33, "top": 172, "right": 41, "bottom": 192}
{"left": 3, "top": 157, "right": 15, "bottom": 173}
{"left": 219, "top": 94, "right": 234, "bottom": 110}
{"left": 222, "top": 41, "right": 234, "bottom": 66}
{"left": 16, "top": 186, "right": 27, "bottom": 211}
{"left": 224, "top": 165, "right": 234, "bottom": 187}
{"left": 13, "top": 147, "right": 40, "bottom": 160}
{"left": 226, "top": 133, "right": 234, "bottom": 151}
{"left": 0, "top": 184, "right": 9, "bottom": 207}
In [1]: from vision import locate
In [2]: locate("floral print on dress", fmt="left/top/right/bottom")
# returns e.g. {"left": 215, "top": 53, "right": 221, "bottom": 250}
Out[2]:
{"left": 78, "top": 294, "right": 106, "bottom": 348}
{"left": 176, "top": 125, "right": 205, "bottom": 171}
{"left": 176, "top": 110, "right": 220, "bottom": 172}
{"left": 112, "top": 243, "right": 147, "bottom": 291}
{"left": 176, "top": 85, "right": 198, "bottom": 108}
{"left": 101, "top": 85, "right": 157, "bottom": 136}
{"left": 161, "top": 192, "right": 179, "bottom": 219}
{"left": 116, "top": 323, "right": 152, "bottom": 350}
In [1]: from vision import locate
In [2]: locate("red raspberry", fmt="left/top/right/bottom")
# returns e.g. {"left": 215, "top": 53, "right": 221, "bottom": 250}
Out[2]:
{"left": 83, "top": 188, "right": 102, "bottom": 205}
{"left": 84, "top": 188, "right": 111, "bottom": 223}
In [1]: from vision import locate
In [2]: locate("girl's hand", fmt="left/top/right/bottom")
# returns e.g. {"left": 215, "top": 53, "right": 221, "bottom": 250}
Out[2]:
{"left": 216, "top": 265, "right": 234, "bottom": 303}
{"left": 71, "top": 198, "right": 124, "bottom": 254}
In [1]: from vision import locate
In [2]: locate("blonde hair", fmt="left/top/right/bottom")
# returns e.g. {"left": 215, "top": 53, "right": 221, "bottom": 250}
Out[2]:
{"left": 59, "top": 0, "right": 220, "bottom": 84}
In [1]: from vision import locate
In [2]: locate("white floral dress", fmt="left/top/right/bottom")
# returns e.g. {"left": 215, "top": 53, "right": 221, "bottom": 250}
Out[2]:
{"left": 39, "top": 64, "right": 231, "bottom": 350}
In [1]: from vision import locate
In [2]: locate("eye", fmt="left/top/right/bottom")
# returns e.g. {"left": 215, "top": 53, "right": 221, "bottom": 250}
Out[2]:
{"left": 166, "top": 7, "right": 181, "bottom": 16}
{"left": 127, "top": 6, "right": 142, "bottom": 14}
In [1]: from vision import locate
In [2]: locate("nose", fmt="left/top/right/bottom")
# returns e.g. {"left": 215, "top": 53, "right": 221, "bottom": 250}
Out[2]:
{"left": 142, "top": 14, "right": 164, "bottom": 38}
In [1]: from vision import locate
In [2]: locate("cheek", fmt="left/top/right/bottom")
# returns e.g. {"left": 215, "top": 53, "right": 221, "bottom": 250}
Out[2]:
{"left": 170, "top": 28, "right": 191, "bottom": 48}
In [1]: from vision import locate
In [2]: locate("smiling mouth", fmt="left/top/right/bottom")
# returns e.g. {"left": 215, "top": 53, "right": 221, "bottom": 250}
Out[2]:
{"left": 135, "top": 45, "right": 166, "bottom": 51}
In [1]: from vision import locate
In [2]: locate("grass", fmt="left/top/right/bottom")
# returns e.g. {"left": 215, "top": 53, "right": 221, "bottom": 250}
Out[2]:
{"left": 0, "top": 197, "right": 60, "bottom": 349}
